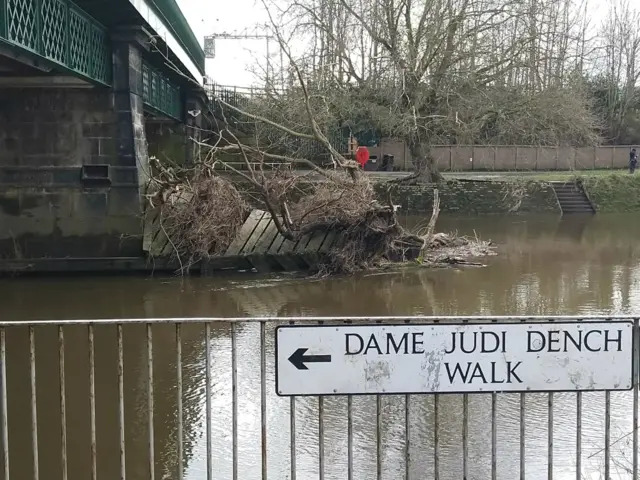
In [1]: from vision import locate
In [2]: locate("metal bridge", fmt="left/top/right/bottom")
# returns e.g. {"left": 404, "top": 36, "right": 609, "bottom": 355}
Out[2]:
{"left": 0, "top": 316, "right": 637, "bottom": 479}
{"left": 0, "top": 0, "right": 211, "bottom": 265}
{"left": 0, "top": 0, "right": 204, "bottom": 119}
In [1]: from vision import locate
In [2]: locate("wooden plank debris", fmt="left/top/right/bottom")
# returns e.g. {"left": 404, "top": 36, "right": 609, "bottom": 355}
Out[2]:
{"left": 146, "top": 208, "right": 342, "bottom": 274}
{"left": 225, "top": 210, "right": 265, "bottom": 255}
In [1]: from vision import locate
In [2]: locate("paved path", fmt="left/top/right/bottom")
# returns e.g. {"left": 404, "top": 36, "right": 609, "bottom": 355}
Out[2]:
{"left": 296, "top": 170, "right": 551, "bottom": 181}
{"left": 220, "top": 168, "right": 582, "bottom": 182}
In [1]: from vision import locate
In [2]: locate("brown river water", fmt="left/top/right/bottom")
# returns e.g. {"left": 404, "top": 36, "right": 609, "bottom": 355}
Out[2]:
{"left": 1, "top": 213, "right": 640, "bottom": 480}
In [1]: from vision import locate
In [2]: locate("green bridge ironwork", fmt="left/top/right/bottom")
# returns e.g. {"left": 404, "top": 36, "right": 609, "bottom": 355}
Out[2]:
{"left": 0, "top": 0, "right": 184, "bottom": 120}
{"left": 142, "top": 61, "right": 181, "bottom": 120}
{"left": 1, "top": 0, "right": 111, "bottom": 84}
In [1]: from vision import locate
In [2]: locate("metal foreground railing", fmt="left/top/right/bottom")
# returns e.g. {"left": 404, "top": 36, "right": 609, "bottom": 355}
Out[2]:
{"left": 0, "top": 316, "right": 638, "bottom": 480}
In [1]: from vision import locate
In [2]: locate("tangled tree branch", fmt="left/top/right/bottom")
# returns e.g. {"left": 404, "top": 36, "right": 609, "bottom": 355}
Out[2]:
{"left": 142, "top": 4, "right": 494, "bottom": 275}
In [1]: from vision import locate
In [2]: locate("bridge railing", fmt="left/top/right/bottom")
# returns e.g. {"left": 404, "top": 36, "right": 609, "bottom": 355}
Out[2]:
{"left": 204, "top": 82, "right": 349, "bottom": 160}
{"left": 142, "top": 61, "right": 181, "bottom": 120}
{"left": 0, "top": 316, "right": 637, "bottom": 480}
{"left": 0, "top": 0, "right": 111, "bottom": 85}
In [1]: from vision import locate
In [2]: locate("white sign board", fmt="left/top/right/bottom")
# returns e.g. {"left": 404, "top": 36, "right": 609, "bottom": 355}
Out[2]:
{"left": 275, "top": 322, "right": 635, "bottom": 396}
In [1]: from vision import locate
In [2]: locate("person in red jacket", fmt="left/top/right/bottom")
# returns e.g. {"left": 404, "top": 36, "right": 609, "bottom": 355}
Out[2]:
{"left": 355, "top": 146, "right": 370, "bottom": 168}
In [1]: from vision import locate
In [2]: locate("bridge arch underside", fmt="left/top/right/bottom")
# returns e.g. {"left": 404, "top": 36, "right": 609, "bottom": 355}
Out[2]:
{"left": 0, "top": 0, "right": 207, "bottom": 269}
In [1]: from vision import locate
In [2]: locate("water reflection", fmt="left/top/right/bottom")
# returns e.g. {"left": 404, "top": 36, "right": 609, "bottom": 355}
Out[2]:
{"left": 1, "top": 213, "right": 639, "bottom": 479}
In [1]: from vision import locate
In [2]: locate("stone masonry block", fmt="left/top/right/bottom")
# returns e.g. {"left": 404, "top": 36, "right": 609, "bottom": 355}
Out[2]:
{"left": 83, "top": 122, "right": 114, "bottom": 138}
{"left": 89, "top": 138, "right": 101, "bottom": 156}
{"left": 99, "top": 138, "right": 116, "bottom": 157}
{"left": 88, "top": 155, "right": 114, "bottom": 166}
{"left": 52, "top": 168, "right": 80, "bottom": 184}
{"left": 75, "top": 191, "right": 108, "bottom": 217}
{"left": 111, "top": 167, "right": 138, "bottom": 185}
{"left": 0, "top": 189, "right": 20, "bottom": 216}
{"left": 108, "top": 187, "right": 142, "bottom": 216}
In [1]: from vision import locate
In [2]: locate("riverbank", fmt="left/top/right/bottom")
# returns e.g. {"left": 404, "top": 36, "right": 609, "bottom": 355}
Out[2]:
{"left": 3, "top": 172, "right": 638, "bottom": 275}
{"left": 375, "top": 172, "right": 640, "bottom": 215}
{"left": 579, "top": 173, "right": 640, "bottom": 212}
{"left": 375, "top": 179, "right": 560, "bottom": 214}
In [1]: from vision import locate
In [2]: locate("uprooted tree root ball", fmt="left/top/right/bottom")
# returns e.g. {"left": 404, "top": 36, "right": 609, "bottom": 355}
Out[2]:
{"left": 286, "top": 179, "right": 417, "bottom": 275}
{"left": 288, "top": 176, "right": 378, "bottom": 229}
{"left": 146, "top": 162, "right": 495, "bottom": 276}
{"left": 290, "top": 180, "right": 496, "bottom": 275}
{"left": 152, "top": 174, "right": 249, "bottom": 266}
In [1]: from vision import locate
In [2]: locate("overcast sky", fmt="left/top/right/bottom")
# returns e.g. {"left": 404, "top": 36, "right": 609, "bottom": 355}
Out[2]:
{"left": 175, "top": 0, "right": 638, "bottom": 88}
{"left": 176, "top": 0, "right": 271, "bottom": 86}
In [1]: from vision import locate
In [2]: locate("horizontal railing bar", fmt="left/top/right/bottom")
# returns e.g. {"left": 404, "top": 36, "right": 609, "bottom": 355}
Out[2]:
{"left": 0, "top": 315, "right": 636, "bottom": 326}
{"left": 0, "top": 317, "right": 635, "bottom": 480}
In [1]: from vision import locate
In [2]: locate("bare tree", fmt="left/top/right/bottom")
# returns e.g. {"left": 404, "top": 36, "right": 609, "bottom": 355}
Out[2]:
{"left": 587, "top": 0, "right": 640, "bottom": 143}
{"left": 237, "top": 0, "right": 602, "bottom": 182}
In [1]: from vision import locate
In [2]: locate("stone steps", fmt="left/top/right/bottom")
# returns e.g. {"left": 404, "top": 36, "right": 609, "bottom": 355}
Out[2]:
{"left": 551, "top": 183, "right": 595, "bottom": 215}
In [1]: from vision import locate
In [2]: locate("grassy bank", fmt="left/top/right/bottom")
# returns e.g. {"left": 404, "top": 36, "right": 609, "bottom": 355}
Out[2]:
{"left": 514, "top": 169, "right": 625, "bottom": 182}
{"left": 579, "top": 173, "right": 640, "bottom": 212}
{"left": 498, "top": 170, "right": 640, "bottom": 212}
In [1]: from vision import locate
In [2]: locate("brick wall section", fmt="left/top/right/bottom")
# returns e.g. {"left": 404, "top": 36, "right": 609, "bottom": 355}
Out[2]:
{"left": 374, "top": 180, "right": 560, "bottom": 214}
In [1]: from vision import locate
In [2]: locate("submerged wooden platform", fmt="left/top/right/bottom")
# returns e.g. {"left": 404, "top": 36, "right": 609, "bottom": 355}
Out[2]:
{"left": 144, "top": 209, "right": 341, "bottom": 273}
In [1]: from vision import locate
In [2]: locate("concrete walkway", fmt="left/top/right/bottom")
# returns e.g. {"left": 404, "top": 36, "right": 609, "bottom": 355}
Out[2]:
{"left": 296, "top": 170, "right": 567, "bottom": 181}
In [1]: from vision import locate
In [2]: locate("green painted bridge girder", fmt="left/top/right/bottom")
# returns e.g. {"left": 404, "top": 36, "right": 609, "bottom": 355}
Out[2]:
{"left": 145, "top": 0, "right": 205, "bottom": 75}
{"left": 0, "top": 0, "right": 112, "bottom": 84}
{"left": 0, "top": 0, "right": 201, "bottom": 121}
{"left": 142, "top": 60, "right": 181, "bottom": 120}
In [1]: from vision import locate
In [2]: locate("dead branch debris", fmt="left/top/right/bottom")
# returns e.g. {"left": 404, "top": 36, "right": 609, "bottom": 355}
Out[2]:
{"left": 147, "top": 160, "right": 249, "bottom": 268}
{"left": 141, "top": 15, "right": 494, "bottom": 276}
{"left": 146, "top": 156, "right": 494, "bottom": 276}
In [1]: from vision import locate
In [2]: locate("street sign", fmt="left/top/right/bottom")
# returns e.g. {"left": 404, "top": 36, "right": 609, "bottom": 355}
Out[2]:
{"left": 275, "top": 322, "right": 635, "bottom": 396}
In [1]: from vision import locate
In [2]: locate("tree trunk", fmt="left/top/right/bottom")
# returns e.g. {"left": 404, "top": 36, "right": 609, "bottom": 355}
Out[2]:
{"left": 407, "top": 139, "right": 444, "bottom": 183}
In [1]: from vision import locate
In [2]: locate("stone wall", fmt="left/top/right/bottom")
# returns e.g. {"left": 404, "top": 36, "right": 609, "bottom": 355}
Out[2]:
{"left": 239, "top": 178, "right": 561, "bottom": 215}
{"left": 146, "top": 120, "right": 187, "bottom": 165}
{"left": 376, "top": 180, "right": 560, "bottom": 215}
{"left": 0, "top": 88, "right": 144, "bottom": 258}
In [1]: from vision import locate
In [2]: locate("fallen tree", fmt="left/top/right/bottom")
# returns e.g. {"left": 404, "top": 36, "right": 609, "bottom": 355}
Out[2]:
{"left": 146, "top": 156, "right": 494, "bottom": 276}
{"left": 143, "top": 18, "right": 495, "bottom": 276}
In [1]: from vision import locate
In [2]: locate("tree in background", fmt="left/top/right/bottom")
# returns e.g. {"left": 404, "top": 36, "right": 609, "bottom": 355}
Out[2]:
{"left": 238, "top": 0, "right": 602, "bottom": 182}
{"left": 229, "top": 0, "right": 640, "bottom": 182}
{"left": 585, "top": 0, "right": 640, "bottom": 144}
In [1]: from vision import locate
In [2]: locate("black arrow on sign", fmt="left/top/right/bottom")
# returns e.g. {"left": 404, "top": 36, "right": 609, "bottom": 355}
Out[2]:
{"left": 288, "top": 348, "right": 332, "bottom": 370}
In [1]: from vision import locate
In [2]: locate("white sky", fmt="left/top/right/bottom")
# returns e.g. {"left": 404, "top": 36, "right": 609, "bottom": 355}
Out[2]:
{"left": 175, "top": 0, "right": 637, "bottom": 88}
{"left": 176, "top": 0, "right": 271, "bottom": 87}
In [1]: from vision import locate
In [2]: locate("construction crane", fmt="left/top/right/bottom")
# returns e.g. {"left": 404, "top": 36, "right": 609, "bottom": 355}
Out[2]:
{"left": 204, "top": 26, "right": 284, "bottom": 87}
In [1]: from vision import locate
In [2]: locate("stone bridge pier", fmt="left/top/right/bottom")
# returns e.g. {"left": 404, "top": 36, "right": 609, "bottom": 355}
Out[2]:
{"left": 0, "top": 0, "right": 207, "bottom": 272}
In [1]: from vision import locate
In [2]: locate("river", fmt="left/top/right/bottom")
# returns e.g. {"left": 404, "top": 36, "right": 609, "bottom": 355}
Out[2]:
{"left": 1, "top": 213, "right": 639, "bottom": 480}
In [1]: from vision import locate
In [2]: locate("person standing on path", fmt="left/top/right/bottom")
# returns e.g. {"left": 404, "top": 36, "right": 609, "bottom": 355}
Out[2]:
{"left": 630, "top": 148, "right": 638, "bottom": 174}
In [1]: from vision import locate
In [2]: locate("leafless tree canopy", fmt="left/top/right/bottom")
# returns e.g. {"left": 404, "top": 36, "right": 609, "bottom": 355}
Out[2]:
{"left": 227, "top": 0, "right": 640, "bottom": 180}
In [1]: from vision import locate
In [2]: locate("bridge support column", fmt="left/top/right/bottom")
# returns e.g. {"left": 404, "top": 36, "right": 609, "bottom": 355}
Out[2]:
{"left": 112, "top": 28, "right": 151, "bottom": 210}
{"left": 185, "top": 91, "right": 207, "bottom": 165}
{"left": 0, "top": 29, "right": 156, "bottom": 269}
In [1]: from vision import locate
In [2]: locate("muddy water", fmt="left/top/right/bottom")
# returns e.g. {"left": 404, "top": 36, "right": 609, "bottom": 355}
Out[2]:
{"left": 1, "top": 213, "right": 640, "bottom": 480}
